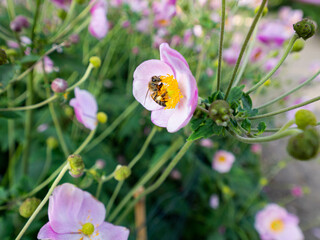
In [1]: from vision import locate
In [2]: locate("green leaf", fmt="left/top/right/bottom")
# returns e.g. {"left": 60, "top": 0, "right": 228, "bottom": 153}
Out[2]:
{"left": 188, "top": 119, "right": 223, "bottom": 141}
{"left": 0, "top": 64, "right": 15, "bottom": 88}
{"left": 241, "top": 93, "right": 252, "bottom": 111}
{"left": 19, "top": 55, "right": 40, "bottom": 64}
{"left": 0, "top": 111, "right": 21, "bottom": 119}
{"left": 208, "top": 90, "right": 224, "bottom": 103}
{"left": 227, "top": 85, "right": 245, "bottom": 104}
{"left": 256, "top": 122, "right": 266, "bottom": 135}
{"left": 190, "top": 118, "right": 204, "bottom": 131}
{"left": 241, "top": 119, "right": 251, "bottom": 132}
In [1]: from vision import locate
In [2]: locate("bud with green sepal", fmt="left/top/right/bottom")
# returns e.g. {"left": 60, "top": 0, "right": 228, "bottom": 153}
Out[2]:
{"left": 292, "top": 38, "right": 305, "bottom": 52}
{"left": 68, "top": 154, "right": 85, "bottom": 178}
{"left": 293, "top": 18, "right": 316, "bottom": 40}
{"left": 0, "top": 49, "right": 8, "bottom": 65}
{"left": 89, "top": 56, "right": 101, "bottom": 68}
{"left": 295, "top": 109, "right": 317, "bottom": 129}
{"left": 209, "top": 100, "right": 233, "bottom": 127}
{"left": 19, "top": 197, "right": 41, "bottom": 218}
{"left": 114, "top": 165, "right": 131, "bottom": 181}
{"left": 97, "top": 112, "right": 108, "bottom": 124}
{"left": 46, "top": 136, "right": 58, "bottom": 149}
{"left": 287, "top": 128, "right": 320, "bottom": 160}
{"left": 57, "top": 9, "right": 67, "bottom": 20}
{"left": 254, "top": 6, "right": 268, "bottom": 16}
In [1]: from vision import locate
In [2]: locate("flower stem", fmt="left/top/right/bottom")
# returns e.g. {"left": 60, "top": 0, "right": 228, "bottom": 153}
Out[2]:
{"left": 31, "top": 0, "right": 42, "bottom": 48}
{"left": 85, "top": 101, "right": 139, "bottom": 152}
{"left": 216, "top": 0, "right": 226, "bottom": 91}
{"left": 74, "top": 128, "right": 97, "bottom": 155}
{"left": 256, "top": 70, "right": 320, "bottom": 109}
{"left": 106, "top": 181, "right": 124, "bottom": 216}
{"left": 115, "top": 140, "right": 194, "bottom": 224}
{"left": 246, "top": 34, "right": 299, "bottom": 94}
{"left": 248, "top": 95, "right": 320, "bottom": 120}
{"left": 108, "top": 137, "right": 185, "bottom": 222}
{"left": 224, "top": 0, "right": 267, "bottom": 99}
{"left": 15, "top": 163, "right": 69, "bottom": 240}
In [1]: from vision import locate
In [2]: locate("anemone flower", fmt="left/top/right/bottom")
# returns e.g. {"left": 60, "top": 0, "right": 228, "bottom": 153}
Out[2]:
{"left": 132, "top": 43, "right": 198, "bottom": 133}
{"left": 89, "top": 0, "right": 108, "bottom": 39}
{"left": 37, "top": 183, "right": 129, "bottom": 240}
{"left": 212, "top": 150, "right": 235, "bottom": 173}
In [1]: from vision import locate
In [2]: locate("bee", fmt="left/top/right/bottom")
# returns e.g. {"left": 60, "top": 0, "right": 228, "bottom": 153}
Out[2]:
{"left": 145, "top": 76, "right": 167, "bottom": 107}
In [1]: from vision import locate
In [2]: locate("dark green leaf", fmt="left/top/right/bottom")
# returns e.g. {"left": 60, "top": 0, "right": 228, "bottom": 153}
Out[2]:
{"left": 0, "top": 111, "right": 21, "bottom": 119}
{"left": 0, "top": 64, "right": 15, "bottom": 88}
{"left": 190, "top": 118, "right": 204, "bottom": 131}
{"left": 19, "top": 55, "right": 40, "bottom": 64}
{"left": 208, "top": 90, "right": 224, "bottom": 103}
{"left": 256, "top": 122, "right": 266, "bottom": 135}
{"left": 188, "top": 119, "right": 223, "bottom": 141}
{"left": 241, "top": 93, "right": 253, "bottom": 111}
{"left": 227, "top": 85, "right": 245, "bottom": 104}
{"left": 241, "top": 119, "right": 251, "bottom": 132}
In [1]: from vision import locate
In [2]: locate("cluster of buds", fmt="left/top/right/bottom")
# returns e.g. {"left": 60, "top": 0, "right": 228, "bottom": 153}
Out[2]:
{"left": 67, "top": 154, "right": 85, "bottom": 178}
{"left": 114, "top": 165, "right": 131, "bottom": 181}
{"left": 209, "top": 100, "right": 233, "bottom": 127}
{"left": 10, "top": 15, "right": 29, "bottom": 32}
{"left": 293, "top": 18, "right": 316, "bottom": 40}
{"left": 19, "top": 197, "right": 41, "bottom": 218}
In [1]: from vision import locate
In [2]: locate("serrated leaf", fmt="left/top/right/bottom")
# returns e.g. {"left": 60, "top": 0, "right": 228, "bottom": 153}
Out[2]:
{"left": 208, "top": 90, "right": 224, "bottom": 103}
{"left": 188, "top": 119, "right": 223, "bottom": 141}
{"left": 227, "top": 85, "right": 245, "bottom": 104}
{"left": 256, "top": 122, "right": 266, "bottom": 135}
{"left": 0, "top": 111, "right": 21, "bottom": 119}
{"left": 241, "top": 119, "right": 251, "bottom": 132}
{"left": 241, "top": 93, "right": 252, "bottom": 110}
{"left": 190, "top": 118, "right": 204, "bottom": 131}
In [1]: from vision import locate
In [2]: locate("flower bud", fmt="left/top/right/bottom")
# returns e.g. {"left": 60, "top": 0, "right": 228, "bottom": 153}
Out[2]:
{"left": 97, "top": 112, "right": 108, "bottom": 124}
{"left": 76, "top": 0, "right": 86, "bottom": 4}
{"left": 51, "top": 78, "right": 68, "bottom": 93}
{"left": 287, "top": 128, "right": 320, "bottom": 160}
{"left": 19, "top": 197, "right": 41, "bottom": 218}
{"left": 295, "top": 109, "right": 317, "bottom": 129}
{"left": 291, "top": 38, "right": 305, "bottom": 52}
{"left": 69, "top": 34, "right": 80, "bottom": 44}
{"left": 64, "top": 106, "right": 73, "bottom": 117}
{"left": 254, "top": 6, "right": 268, "bottom": 16}
{"left": 68, "top": 154, "right": 85, "bottom": 178}
{"left": 95, "top": 159, "right": 106, "bottom": 169}
{"left": 209, "top": 100, "right": 232, "bottom": 127}
{"left": 46, "top": 136, "right": 58, "bottom": 149}
{"left": 114, "top": 165, "right": 131, "bottom": 181}
{"left": 57, "top": 9, "right": 67, "bottom": 20}
{"left": 293, "top": 18, "right": 316, "bottom": 40}
{"left": 89, "top": 56, "right": 101, "bottom": 68}
{"left": 10, "top": 15, "right": 30, "bottom": 32}
{"left": 5, "top": 48, "right": 18, "bottom": 57}
{"left": 0, "top": 48, "right": 8, "bottom": 65}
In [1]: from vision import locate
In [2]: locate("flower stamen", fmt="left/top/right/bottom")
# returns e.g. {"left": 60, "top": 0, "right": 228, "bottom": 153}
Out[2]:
{"left": 270, "top": 219, "right": 284, "bottom": 232}
{"left": 159, "top": 74, "right": 183, "bottom": 109}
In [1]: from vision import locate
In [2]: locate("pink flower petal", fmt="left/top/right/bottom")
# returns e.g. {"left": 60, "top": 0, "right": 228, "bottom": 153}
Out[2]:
{"left": 89, "top": 8, "right": 108, "bottom": 39}
{"left": 37, "top": 222, "right": 80, "bottom": 240}
{"left": 151, "top": 108, "right": 175, "bottom": 127}
{"left": 77, "top": 191, "right": 106, "bottom": 226}
{"left": 48, "top": 183, "right": 83, "bottom": 233}
{"left": 133, "top": 59, "right": 174, "bottom": 111}
{"left": 97, "top": 222, "right": 130, "bottom": 240}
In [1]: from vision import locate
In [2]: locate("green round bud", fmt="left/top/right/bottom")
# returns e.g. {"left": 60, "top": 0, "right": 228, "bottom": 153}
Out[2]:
{"left": 5, "top": 49, "right": 18, "bottom": 57}
{"left": 291, "top": 38, "right": 305, "bottom": 52}
{"left": 287, "top": 128, "right": 320, "bottom": 160}
{"left": 254, "top": 6, "right": 268, "bottom": 17}
{"left": 295, "top": 109, "right": 317, "bottom": 129}
{"left": 81, "top": 222, "right": 94, "bottom": 235}
{"left": 97, "top": 112, "right": 108, "bottom": 124}
{"left": 46, "top": 136, "right": 58, "bottom": 149}
{"left": 293, "top": 18, "right": 316, "bottom": 40}
{"left": 209, "top": 100, "right": 232, "bottom": 126}
{"left": 57, "top": 9, "right": 67, "bottom": 20}
{"left": 0, "top": 48, "right": 8, "bottom": 65}
{"left": 114, "top": 165, "right": 131, "bottom": 181}
{"left": 68, "top": 154, "right": 85, "bottom": 178}
{"left": 89, "top": 56, "right": 101, "bottom": 68}
{"left": 19, "top": 197, "right": 41, "bottom": 218}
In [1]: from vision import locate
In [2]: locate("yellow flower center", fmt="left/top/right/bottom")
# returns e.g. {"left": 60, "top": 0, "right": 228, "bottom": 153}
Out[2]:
{"left": 218, "top": 156, "right": 226, "bottom": 162}
{"left": 270, "top": 219, "right": 284, "bottom": 232}
{"left": 159, "top": 74, "right": 183, "bottom": 109}
{"left": 158, "top": 19, "right": 169, "bottom": 26}
{"left": 81, "top": 222, "right": 95, "bottom": 236}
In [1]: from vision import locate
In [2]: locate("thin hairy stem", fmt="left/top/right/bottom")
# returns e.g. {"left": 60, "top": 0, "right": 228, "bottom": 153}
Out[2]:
{"left": 216, "top": 0, "right": 226, "bottom": 91}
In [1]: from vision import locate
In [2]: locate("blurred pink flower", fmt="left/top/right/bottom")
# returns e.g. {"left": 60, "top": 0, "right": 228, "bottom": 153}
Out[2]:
{"left": 37, "top": 183, "right": 129, "bottom": 240}
{"left": 170, "top": 169, "right": 182, "bottom": 180}
{"left": 136, "top": 18, "right": 150, "bottom": 33}
{"left": 200, "top": 138, "right": 213, "bottom": 148}
{"left": 224, "top": 44, "right": 240, "bottom": 65}
{"left": 258, "top": 22, "right": 291, "bottom": 47}
{"left": 279, "top": 7, "right": 303, "bottom": 27}
{"left": 183, "top": 29, "right": 193, "bottom": 48}
{"left": 286, "top": 98, "right": 315, "bottom": 121}
{"left": 193, "top": 25, "right": 203, "bottom": 37}
{"left": 89, "top": 0, "right": 108, "bottom": 39}
{"left": 170, "top": 35, "right": 181, "bottom": 46}
{"left": 291, "top": 185, "right": 304, "bottom": 197}
{"left": 296, "top": 0, "right": 320, "bottom": 4}
{"left": 10, "top": 15, "right": 29, "bottom": 32}
{"left": 70, "top": 87, "right": 98, "bottom": 130}
{"left": 251, "top": 144, "right": 262, "bottom": 154}
{"left": 209, "top": 194, "right": 219, "bottom": 209}
{"left": 250, "top": 47, "right": 264, "bottom": 63}
{"left": 51, "top": 0, "right": 71, "bottom": 10}
{"left": 212, "top": 150, "right": 235, "bottom": 173}
{"left": 35, "top": 56, "right": 59, "bottom": 74}
{"left": 206, "top": 68, "right": 214, "bottom": 77}
{"left": 133, "top": 43, "right": 198, "bottom": 132}
{"left": 153, "top": 0, "right": 177, "bottom": 28}
{"left": 255, "top": 203, "right": 304, "bottom": 240}
{"left": 264, "top": 58, "right": 279, "bottom": 72}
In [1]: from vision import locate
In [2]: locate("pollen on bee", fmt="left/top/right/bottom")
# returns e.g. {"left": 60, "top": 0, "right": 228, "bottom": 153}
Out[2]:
{"left": 159, "top": 74, "right": 183, "bottom": 109}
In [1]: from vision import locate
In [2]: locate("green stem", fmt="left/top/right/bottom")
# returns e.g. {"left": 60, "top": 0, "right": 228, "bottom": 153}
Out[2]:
{"left": 115, "top": 140, "right": 194, "bottom": 224}
{"left": 248, "top": 95, "right": 320, "bottom": 120}
{"left": 37, "top": 145, "right": 52, "bottom": 184}
{"left": 216, "top": 0, "right": 226, "bottom": 91}
{"left": 7, "top": 85, "right": 15, "bottom": 186}
{"left": 256, "top": 70, "right": 320, "bottom": 109}
{"left": 31, "top": 0, "right": 42, "bottom": 48}
{"left": 246, "top": 34, "right": 299, "bottom": 94}
{"left": 15, "top": 164, "right": 69, "bottom": 240}
{"left": 224, "top": 0, "right": 267, "bottom": 99}
{"left": 106, "top": 181, "right": 124, "bottom": 216}
{"left": 0, "top": 64, "right": 94, "bottom": 111}
{"left": 74, "top": 128, "right": 97, "bottom": 155}
{"left": 6, "top": 0, "right": 15, "bottom": 19}
{"left": 228, "top": 128, "right": 302, "bottom": 144}
{"left": 85, "top": 101, "right": 139, "bottom": 152}
{"left": 95, "top": 179, "right": 104, "bottom": 199}
{"left": 108, "top": 137, "right": 185, "bottom": 222}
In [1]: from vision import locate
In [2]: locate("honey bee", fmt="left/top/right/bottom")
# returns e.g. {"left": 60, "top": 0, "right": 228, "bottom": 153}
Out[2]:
{"left": 145, "top": 76, "right": 167, "bottom": 107}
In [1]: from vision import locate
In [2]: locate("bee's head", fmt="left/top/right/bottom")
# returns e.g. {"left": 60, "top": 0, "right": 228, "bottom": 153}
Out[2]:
{"left": 151, "top": 76, "right": 161, "bottom": 83}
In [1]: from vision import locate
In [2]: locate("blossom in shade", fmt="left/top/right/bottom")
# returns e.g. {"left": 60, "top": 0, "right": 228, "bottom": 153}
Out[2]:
{"left": 37, "top": 183, "right": 129, "bottom": 240}
{"left": 209, "top": 194, "right": 219, "bottom": 209}
{"left": 212, "top": 150, "right": 235, "bottom": 173}
{"left": 258, "top": 22, "right": 291, "bottom": 47}
{"left": 35, "top": 56, "right": 59, "bottom": 73}
{"left": 10, "top": 15, "right": 29, "bottom": 32}
{"left": 70, "top": 87, "right": 98, "bottom": 130}
{"left": 133, "top": 43, "right": 198, "bottom": 133}
{"left": 223, "top": 44, "right": 240, "bottom": 65}
{"left": 89, "top": 0, "right": 108, "bottom": 39}
{"left": 255, "top": 203, "right": 304, "bottom": 240}
{"left": 152, "top": 0, "right": 177, "bottom": 28}
{"left": 200, "top": 138, "right": 213, "bottom": 148}
{"left": 51, "top": 0, "right": 72, "bottom": 10}
{"left": 291, "top": 185, "right": 304, "bottom": 197}
{"left": 251, "top": 144, "right": 262, "bottom": 154}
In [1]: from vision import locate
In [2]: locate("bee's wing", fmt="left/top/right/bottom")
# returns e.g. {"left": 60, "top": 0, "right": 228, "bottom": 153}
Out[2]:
{"left": 143, "top": 88, "right": 150, "bottom": 106}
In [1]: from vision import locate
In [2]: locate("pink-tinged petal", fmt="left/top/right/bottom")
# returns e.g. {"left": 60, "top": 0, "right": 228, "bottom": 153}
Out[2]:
{"left": 77, "top": 191, "right": 106, "bottom": 226}
{"left": 89, "top": 8, "right": 108, "bottom": 40}
{"left": 151, "top": 108, "right": 175, "bottom": 127}
{"left": 159, "top": 43, "right": 189, "bottom": 76}
{"left": 48, "top": 183, "right": 83, "bottom": 233}
{"left": 212, "top": 150, "right": 235, "bottom": 173}
{"left": 38, "top": 222, "right": 81, "bottom": 240}
{"left": 276, "top": 224, "right": 304, "bottom": 240}
{"left": 90, "top": 0, "right": 107, "bottom": 13}
{"left": 133, "top": 59, "right": 174, "bottom": 111}
{"left": 95, "top": 222, "right": 129, "bottom": 240}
